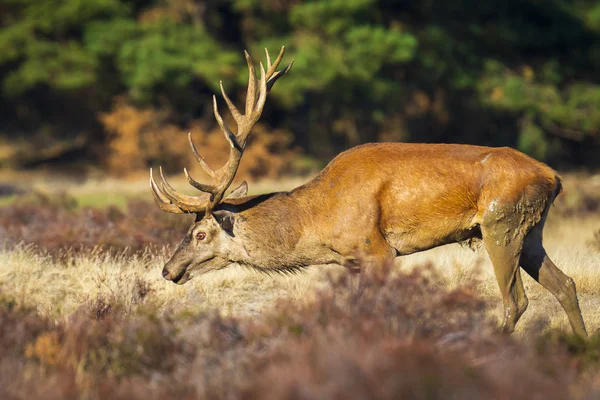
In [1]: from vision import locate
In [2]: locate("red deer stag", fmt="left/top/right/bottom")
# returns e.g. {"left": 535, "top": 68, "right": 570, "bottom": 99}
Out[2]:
{"left": 150, "top": 47, "right": 587, "bottom": 337}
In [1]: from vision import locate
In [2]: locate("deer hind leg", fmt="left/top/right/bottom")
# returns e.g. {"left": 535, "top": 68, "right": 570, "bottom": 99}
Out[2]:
{"left": 513, "top": 268, "right": 529, "bottom": 321}
{"left": 482, "top": 230, "right": 528, "bottom": 333}
{"left": 480, "top": 205, "right": 532, "bottom": 334}
{"left": 520, "top": 222, "right": 587, "bottom": 338}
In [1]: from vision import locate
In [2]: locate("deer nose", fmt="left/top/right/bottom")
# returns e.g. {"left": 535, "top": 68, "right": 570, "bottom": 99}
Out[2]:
{"left": 162, "top": 269, "right": 171, "bottom": 280}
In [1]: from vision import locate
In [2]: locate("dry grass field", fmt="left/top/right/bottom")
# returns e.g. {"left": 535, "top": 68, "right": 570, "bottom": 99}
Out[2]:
{"left": 1, "top": 210, "right": 599, "bottom": 333}
{"left": 0, "top": 172, "right": 599, "bottom": 399}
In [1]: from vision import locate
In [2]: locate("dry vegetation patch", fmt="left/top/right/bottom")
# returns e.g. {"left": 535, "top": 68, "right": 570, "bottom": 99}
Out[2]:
{"left": 0, "top": 193, "right": 190, "bottom": 255}
{"left": 100, "top": 97, "right": 301, "bottom": 179}
{"left": 0, "top": 173, "right": 599, "bottom": 398}
{"left": 1, "top": 265, "right": 599, "bottom": 399}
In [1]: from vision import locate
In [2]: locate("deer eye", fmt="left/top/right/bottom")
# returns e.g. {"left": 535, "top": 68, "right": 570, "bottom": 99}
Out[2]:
{"left": 195, "top": 231, "right": 206, "bottom": 241}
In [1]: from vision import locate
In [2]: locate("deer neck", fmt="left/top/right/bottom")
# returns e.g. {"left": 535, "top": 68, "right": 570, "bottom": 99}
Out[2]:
{"left": 218, "top": 192, "right": 319, "bottom": 271}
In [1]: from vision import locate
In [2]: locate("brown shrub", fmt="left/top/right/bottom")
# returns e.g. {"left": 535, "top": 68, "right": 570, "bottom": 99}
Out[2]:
{"left": 554, "top": 174, "right": 600, "bottom": 217}
{"left": 0, "top": 193, "right": 191, "bottom": 256}
{"left": 100, "top": 97, "right": 300, "bottom": 179}
{"left": 0, "top": 298, "right": 52, "bottom": 361}
{"left": 1, "top": 265, "right": 598, "bottom": 400}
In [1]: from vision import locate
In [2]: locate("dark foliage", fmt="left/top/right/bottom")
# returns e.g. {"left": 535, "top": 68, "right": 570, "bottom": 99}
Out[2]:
{"left": 1, "top": 0, "right": 599, "bottom": 172}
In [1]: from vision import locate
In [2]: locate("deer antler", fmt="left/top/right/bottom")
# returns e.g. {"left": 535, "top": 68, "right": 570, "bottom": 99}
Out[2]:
{"left": 150, "top": 46, "right": 293, "bottom": 214}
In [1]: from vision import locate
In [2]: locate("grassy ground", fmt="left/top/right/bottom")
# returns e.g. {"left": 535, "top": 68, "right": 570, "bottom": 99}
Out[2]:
{"left": 0, "top": 172, "right": 599, "bottom": 398}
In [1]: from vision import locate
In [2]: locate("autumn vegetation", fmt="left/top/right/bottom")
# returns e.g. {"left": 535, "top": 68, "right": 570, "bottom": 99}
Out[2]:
{"left": 1, "top": 0, "right": 600, "bottom": 398}
{"left": 1, "top": 245, "right": 600, "bottom": 399}
{"left": 0, "top": 174, "right": 598, "bottom": 399}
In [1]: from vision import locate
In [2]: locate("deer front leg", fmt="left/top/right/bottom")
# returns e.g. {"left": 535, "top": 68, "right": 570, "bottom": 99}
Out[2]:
{"left": 345, "top": 236, "right": 395, "bottom": 301}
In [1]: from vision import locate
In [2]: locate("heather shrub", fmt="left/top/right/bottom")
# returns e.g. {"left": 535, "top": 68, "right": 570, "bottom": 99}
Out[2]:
{"left": 0, "top": 193, "right": 191, "bottom": 256}
{"left": 1, "top": 265, "right": 598, "bottom": 399}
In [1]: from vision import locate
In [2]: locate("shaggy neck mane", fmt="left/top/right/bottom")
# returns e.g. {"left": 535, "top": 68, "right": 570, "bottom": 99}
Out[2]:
{"left": 218, "top": 191, "right": 314, "bottom": 272}
{"left": 216, "top": 192, "right": 285, "bottom": 213}
{"left": 238, "top": 261, "right": 308, "bottom": 276}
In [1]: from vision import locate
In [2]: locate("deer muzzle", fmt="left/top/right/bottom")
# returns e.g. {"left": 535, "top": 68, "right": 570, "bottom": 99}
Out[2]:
{"left": 162, "top": 259, "right": 192, "bottom": 284}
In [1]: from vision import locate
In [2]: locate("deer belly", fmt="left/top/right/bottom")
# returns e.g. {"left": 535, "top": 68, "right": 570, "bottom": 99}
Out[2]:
{"left": 382, "top": 223, "right": 480, "bottom": 256}
{"left": 379, "top": 185, "right": 480, "bottom": 255}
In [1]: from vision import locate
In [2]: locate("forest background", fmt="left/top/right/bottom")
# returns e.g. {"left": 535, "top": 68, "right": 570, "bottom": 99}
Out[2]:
{"left": 1, "top": 0, "right": 599, "bottom": 180}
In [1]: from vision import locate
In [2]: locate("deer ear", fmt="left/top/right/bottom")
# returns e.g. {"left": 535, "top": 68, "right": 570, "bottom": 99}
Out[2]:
{"left": 226, "top": 181, "right": 248, "bottom": 199}
{"left": 213, "top": 211, "right": 236, "bottom": 237}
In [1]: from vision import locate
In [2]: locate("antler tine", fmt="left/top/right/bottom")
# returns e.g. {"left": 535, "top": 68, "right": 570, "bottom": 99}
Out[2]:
{"left": 160, "top": 185, "right": 200, "bottom": 213}
{"left": 265, "top": 48, "right": 271, "bottom": 72}
{"left": 158, "top": 166, "right": 177, "bottom": 193}
{"left": 188, "top": 132, "right": 215, "bottom": 179}
{"left": 213, "top": 95, "right": 241, "bottom": 150}
{"left": 149, "top": 168, "right": 185, "bottom": 213}
{"left": 232, "top": 63, "right": 267, "bottom": 151}
{"left": 255, "top": 62, "right": 268, "bottom": 115}
{"left": 184, "top": 168, "right": 218, "bottom": 196}
{"left": 267, "top": 59, "right": 293, "bottom": 92}
{"left": 244, "top": 50, "right": 257, "bottom": 116}
{"left": 159, "top": 167, "right": 211, "bottom": 211}
{"left": 265, "top": 46, "right": 285, "bottom": 79}
{"left": 219, "top": 81, "right": 243, "bottom": 126}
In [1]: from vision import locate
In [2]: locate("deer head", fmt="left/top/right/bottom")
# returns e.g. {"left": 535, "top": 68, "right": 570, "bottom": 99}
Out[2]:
{"left": 150, "top": 47, "right": 293, "bottom": 284}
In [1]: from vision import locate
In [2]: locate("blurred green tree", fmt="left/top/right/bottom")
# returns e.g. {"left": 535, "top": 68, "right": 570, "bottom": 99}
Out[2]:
{"left": 0, "top": 0, "right": 598, "bottom": 171}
